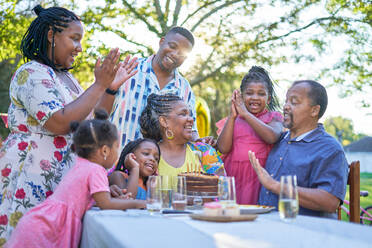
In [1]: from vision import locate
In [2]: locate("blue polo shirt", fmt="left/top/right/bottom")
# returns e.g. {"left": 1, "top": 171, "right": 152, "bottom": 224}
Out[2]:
{"left": 258, "top": 124, "right": 348, "bottom": 217}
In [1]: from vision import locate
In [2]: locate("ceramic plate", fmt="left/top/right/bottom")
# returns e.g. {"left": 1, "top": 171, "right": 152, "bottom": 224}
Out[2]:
{"left": 239, "top": 205, "right": 275, "bottom": 214}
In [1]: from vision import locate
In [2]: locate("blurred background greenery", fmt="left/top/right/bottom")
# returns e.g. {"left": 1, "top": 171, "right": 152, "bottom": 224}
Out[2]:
{"left": 341, "top": 173, "right": 372, "bottom": 223}
{"left": 1, "top": 0, "right": 371, "bottom": 142}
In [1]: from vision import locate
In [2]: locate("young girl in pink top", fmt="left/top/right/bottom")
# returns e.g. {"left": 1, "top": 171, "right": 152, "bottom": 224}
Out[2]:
{"left": 6, "top": 110, "right": 145, "bottom": 248}
{"left": 216, "top": 66, "right": 283, "bottom": 205}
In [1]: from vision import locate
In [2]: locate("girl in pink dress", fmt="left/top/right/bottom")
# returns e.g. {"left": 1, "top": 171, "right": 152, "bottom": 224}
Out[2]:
{"left": 216, "top": 66, "right": 283, "bottom": 205}
{"left": 5, "top": 110, "right": 146, "bottom": 248}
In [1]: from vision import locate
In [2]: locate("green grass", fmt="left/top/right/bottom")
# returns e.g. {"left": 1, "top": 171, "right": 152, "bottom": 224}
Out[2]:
{"left": 341, "top": 173, "right": 372, "bottom": 222}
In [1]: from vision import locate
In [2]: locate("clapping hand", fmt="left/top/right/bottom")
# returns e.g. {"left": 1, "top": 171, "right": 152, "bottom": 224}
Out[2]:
{"left": 110, "top": 55, "right": 138, "bottom": 91}
{"left": 94, "top": 48, "right": 121, "bottom": 89}
{"left": 229, "top": 91, "right": 238, "bottom": 119}
{"left": 232, "top": 90, "right": 249, "bottom": 117}
{"left": 248, "top": 150, "right": 278, "bottom": 193}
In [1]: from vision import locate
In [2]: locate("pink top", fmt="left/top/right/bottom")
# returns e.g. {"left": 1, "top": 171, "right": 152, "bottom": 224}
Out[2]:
{"left": 216, "top": 110, "right": 283, "bottom": 204}
{"left": 6, "top": 157, "right": 110, "bottom": 248}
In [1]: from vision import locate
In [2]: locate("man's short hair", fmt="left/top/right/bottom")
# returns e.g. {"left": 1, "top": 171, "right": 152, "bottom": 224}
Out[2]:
{"left": 293, "top": 80, "right": 328, "bottom": 119}
{"left": 166, "top": 26, "right": 194, "bottom": 47}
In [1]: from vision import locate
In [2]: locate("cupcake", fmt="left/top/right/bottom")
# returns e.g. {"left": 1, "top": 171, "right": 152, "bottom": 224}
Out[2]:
{"left": 203, "top": 202, "right": 223, "bottom": 216}
{"left": 223, "top": 204, "right": 240, "bottom": 216}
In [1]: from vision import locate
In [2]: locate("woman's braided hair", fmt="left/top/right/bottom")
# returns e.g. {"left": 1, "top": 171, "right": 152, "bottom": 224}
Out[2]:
{"left": 139, "top": 93, "right": 182, "bottom": 142}
{"left": 70, "top": 109, "right": 118, "bottom": 159}
{"left": 20, "top": 5, "right": 80, "bottom": 71}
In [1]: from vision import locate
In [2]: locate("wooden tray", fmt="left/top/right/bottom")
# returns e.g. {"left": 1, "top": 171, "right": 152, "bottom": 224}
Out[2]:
{"left": 190, "top": 213, "right": 257, "bottom": 222}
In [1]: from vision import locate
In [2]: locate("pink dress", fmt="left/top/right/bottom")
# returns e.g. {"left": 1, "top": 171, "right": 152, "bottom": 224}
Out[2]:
{"left": 5, "top": 157, "right": 109, "bottom": 248}
{"left": 216, "top": 110, "right": 283, "bottom": 205}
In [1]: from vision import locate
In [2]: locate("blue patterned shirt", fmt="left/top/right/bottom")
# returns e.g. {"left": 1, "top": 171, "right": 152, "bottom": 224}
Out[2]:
{"left": 258, "top": 124, "right": 348, "bottom": 217}
{"left": 110, "top": 55, "right": 197, "bottom": 150}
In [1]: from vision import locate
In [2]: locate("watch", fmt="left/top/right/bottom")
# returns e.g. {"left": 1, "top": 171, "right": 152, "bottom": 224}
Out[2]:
{"left": 105, "top": 88, "right": 118, "bottom": 95}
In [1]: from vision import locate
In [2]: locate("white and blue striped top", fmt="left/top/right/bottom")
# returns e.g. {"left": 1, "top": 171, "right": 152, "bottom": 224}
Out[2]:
{"left": 110, "top": 55, "right": 197, "bottom": 150}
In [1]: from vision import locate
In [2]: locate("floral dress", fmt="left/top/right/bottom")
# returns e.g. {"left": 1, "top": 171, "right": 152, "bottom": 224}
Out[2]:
{"left": 0, "top": 61, "right": 83, "bottom": 245}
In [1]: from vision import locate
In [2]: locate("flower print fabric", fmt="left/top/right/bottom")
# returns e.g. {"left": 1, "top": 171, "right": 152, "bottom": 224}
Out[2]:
{"left": 0, "top": 61, "right": 83, "bottom": 245}
{"left": 5, "top": 157, "right": 110, "bottom": 248}
{"left": 187, "top": 142, "right": 225, "bottom": 175}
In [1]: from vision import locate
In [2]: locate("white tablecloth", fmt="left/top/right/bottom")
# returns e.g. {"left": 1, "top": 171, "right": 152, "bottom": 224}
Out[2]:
{"left": 81, "top": 208, "right": 371, "bottom": 248}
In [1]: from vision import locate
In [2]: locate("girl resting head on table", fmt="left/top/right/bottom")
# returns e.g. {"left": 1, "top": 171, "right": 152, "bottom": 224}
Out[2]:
{"left": 109, "top": 138, "right": 161, "bottom": 200}
{"left": 5, "top": 109, "right": 145, "bottom": 248}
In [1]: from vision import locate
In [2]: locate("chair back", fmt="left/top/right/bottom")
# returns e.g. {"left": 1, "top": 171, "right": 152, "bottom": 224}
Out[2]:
{"left": 337, "top": 161, "right": 360, "bottom": 223}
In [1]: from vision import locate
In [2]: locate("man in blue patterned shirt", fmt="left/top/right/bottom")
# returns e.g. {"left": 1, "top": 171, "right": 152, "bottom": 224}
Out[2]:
{"left": 99, "top": 27, "right": 198, "bottom": 150}
{"left": 248, "top": 80, "right": 348, "bottom": 217}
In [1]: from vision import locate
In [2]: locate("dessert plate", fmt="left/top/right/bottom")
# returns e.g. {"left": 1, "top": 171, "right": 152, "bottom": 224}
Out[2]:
{"left": 190, "top": 213, "right": 257, "bottom": 222}
{"left": 239, "top": 205, "right": 275, "bottom": 214}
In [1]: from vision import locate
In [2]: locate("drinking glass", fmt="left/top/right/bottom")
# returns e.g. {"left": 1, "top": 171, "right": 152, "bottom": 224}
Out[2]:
{"left": 278, "top": 175, "right": 299, "bottom": 222}
{"left": 171, "top": 176, "right": 187, "bottom": 211}
{"left": 160, "top": 175, "right": 173, "bottom": 209}
{"left": 218, "top": 176, "right": 236, "bottom": 207}
{"left": 191, "top": 192, "right": 203, "bottom": 210}
{"left": 146, "top": 176, "right": 162, "bottom": 213}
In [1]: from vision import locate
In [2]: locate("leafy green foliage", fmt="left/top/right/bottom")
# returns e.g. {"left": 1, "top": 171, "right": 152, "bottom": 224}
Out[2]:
{"left": 341, "top": 173, "right": 372, "bottom": 222}
{"left": 0, "top": 0, "right": 34, "bottom": 138}
{"left": 0, "top": 0, "right": 371, "bottom": 138}
{"left": 324, "top": 116, "right": 366, "bottom": 146}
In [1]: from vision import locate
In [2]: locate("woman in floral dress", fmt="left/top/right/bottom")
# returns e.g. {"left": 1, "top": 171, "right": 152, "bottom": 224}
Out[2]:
{"left": 0, "top": 5, "right": 137, "bottom": 245}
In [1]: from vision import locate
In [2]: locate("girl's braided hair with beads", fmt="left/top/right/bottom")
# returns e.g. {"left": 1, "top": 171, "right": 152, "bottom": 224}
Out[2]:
{"left": 20, "top": 5, "right": 80, "bottom": 71}
{"left": 139, "top": 93, "right": 183, "bottom": 142}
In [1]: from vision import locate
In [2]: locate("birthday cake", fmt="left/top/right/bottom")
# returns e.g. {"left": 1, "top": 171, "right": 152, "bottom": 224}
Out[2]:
{"left": 178, "top": 172, "right": 219, "bottom": 194}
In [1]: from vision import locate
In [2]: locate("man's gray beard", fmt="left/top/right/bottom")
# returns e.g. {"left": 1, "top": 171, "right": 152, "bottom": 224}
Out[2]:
{"left": 284, "top": 114, "right": 293, "bottom": 129}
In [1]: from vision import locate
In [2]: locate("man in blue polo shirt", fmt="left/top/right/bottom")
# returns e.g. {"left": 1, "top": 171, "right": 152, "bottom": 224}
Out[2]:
{"left": 248, "top": 80, "right": 348, "bottom": 217}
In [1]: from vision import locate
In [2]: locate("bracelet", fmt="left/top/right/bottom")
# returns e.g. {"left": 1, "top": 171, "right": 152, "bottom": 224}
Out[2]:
{"left": 105, "top": 88, "right": 118, "bottom": 95}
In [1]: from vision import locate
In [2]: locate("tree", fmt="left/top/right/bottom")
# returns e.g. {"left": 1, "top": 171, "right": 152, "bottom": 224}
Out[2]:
{"left": 0, "top": 0, "right": 36, "bottom": 138}
{"left": 1, "top": 0, "right": 371, "bottom": 136}
{"left": 324, "top": 116, "right": 366, "bottom": 146}
{"left": 72, "top": 0, "right": 372, "bottom": 134}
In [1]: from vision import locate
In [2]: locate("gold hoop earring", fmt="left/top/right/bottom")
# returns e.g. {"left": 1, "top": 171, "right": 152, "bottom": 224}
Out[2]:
{"left": 166, "top": 128, "right": 174, "bottom": 140}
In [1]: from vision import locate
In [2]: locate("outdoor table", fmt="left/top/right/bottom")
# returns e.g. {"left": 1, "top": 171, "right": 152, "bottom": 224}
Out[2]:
{"left": 81, "top": 208, "right": 371, "bottom": 248}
